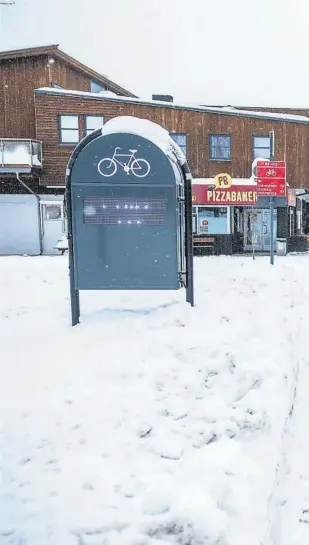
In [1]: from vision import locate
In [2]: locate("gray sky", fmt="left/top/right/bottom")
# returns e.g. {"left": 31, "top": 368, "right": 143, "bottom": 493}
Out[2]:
{"left": 0, "top": 0, "right": 308, "bottom": 106}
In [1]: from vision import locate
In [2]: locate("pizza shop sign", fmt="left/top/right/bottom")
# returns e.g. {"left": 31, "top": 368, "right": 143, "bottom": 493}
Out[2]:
{"left": 192, "top": 174, "right": 257, "bottom": 206}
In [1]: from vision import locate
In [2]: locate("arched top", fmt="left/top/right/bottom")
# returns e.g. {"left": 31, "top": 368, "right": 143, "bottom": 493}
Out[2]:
{"left": 69, "top": 132, "right": 182, "bottom": 187}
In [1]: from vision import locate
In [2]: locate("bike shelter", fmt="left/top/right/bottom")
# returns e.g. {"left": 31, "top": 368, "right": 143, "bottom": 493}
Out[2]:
{"left": 65, "top": 117, "right": 194, "bottom": 325}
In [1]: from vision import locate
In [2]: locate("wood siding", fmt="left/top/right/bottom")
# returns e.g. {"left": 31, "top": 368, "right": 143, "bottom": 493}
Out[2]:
{"left": 0, "top": 54, "right": 131, "bottom": 140}
{"left": 35, "top": 93, "right": 309, "bottom": 189}
{"left": 0, "top": 56, "right": 50, "bottom": 139}
{"left": 49, "top": 58, "right": 92, "bottom": 92}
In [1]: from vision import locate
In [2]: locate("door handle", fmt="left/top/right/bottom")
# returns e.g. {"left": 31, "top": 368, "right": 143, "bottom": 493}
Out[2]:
{"left": 263, "top": 225, "right": 267, "bottom": 234}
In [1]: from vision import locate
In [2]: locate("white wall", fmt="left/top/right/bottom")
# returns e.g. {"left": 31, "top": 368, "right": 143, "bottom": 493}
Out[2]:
{"left": 0, "top": 194, "right": 40, "bottom": 255}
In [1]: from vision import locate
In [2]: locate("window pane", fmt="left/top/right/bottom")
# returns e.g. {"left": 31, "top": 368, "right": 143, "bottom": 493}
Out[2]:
{"left": 61, "top": 129, "right": 79, "bottom": 143}
{"left": 44, "top": 204, "right": 62, "bottom": 220}
{"left": 253, "top": 147, "right": 271, "bottom": 159}
{"left": 60, "top": 115, "right": 78, "bottom": 129}
{"left": 254, "top": 136, "right": 270, "bottom": 148}
{"left": 86, "top": 115, "right": 104, "bottom": 131}
{"left": 170, "top": 133, "right": 187, "bottom": 155}
{"left": 171, "top": 134, "right": 186, "bottom": 146}
{"left": 210, "top": 135, "right": 231, "bottom": 160}
{"left": 91, "top": 80, "right": 106, "bottom": 93}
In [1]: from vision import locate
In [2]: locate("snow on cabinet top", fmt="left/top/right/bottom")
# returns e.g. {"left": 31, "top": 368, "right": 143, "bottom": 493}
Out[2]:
{"left": 35, "top": 87, "right": 309, "bottom": 124}
{"left": 101, "top": 116, "right": 187, "bottom": 166}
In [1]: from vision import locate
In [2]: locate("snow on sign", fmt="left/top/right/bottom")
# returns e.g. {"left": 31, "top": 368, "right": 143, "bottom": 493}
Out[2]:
{"left": 256, "top": 160, "right": 287, "bottom": 197}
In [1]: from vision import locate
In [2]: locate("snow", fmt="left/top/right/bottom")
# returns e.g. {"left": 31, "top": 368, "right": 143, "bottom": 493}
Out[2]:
{"left": 54, "top": 234, "right": 68, "bottom": 251}
{"left": 35, "top": 87, "right": 309, "bottom": 124}
{"left": 0, "top": 255, "right": 308, "bottom": 545}
{"left": 1, "top": 144, "right": 41, "bottom": 167}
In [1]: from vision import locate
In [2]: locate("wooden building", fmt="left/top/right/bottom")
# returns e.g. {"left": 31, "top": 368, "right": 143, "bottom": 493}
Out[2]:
{"left": 1, "top": 44, "right": 308, "bottom": 255}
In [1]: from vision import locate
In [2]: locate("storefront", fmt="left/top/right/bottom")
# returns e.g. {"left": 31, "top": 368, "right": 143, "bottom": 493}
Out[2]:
{"left": 192, "top": 178, "right": 302, "bottom": 255}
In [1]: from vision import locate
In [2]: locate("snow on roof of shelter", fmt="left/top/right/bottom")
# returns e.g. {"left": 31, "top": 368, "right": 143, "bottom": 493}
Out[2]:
{"left": 35, "top": 87, "right": 309, "bottom": 124}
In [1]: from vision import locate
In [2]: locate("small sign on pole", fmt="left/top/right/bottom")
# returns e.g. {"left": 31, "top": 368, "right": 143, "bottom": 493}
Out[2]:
{"left": 256, "top": 160, "right": 287, "bottom": 197}
{"left": 256, "top": 160, "right": 287, "bottom": 265}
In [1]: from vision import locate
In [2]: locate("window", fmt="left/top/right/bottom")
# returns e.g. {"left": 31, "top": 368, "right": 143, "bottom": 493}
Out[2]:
{"left": 59, "top": 115, "right": 79, "bottom": 144}
{"left": 91, "top": 80, "right": 106, "bottom": 93}
{"left": 197, "top": 206, "right": 227, "bottom": 234}
{"left": 43, "top": 204, "right": 62, "bottom": 221}
{"left": 253, "top": 136, "right": 271, "bottom": 159}
{"left": 85, "top": 115, "right": 104, "bottom": 136}
{"left": 51, "top": 82, "right": 63, "bottom": 89}
{"left": 209, "top": 135, "right": 231, "bottom": 160}
{"left": 170, "top": 133, "right": 187, "bottom": 155}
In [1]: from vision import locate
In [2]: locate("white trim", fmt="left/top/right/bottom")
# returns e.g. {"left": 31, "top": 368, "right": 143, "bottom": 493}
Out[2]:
{"left": 227, "top": 206, "right": 231, "bottom": 234}
{"left": 46, "top": 186, "right": 65, "bottom": 188}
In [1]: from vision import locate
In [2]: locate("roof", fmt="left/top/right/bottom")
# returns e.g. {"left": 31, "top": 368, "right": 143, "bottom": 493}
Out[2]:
{"left": 34, "top": 87, "right": 309, "bottom": 124}
{"left": 0, "top": 44, "right": 137, "bottom": 98}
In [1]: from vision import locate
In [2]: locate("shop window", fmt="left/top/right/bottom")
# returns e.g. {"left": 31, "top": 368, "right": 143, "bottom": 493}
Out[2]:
{"left": 196, "top": 206, "right": 228, "bottom": 234}
{"left": 209, "top": 135, "right": 231, "bottom": 160}
{"left": 253, "top": 135, "right": 271, "bottom": 159}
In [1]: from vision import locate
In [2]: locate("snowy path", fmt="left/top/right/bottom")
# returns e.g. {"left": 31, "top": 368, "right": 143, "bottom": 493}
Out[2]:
{"left": 0, "top": 255, "right": 309, "bottom": 545}
{"left": 268, "top": 358, "right": 309, "bottom": 545}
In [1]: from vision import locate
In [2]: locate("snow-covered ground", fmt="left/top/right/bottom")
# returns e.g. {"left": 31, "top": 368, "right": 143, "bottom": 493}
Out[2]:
{"left": 0, "top": 255, "right": 309, "bottom": 545}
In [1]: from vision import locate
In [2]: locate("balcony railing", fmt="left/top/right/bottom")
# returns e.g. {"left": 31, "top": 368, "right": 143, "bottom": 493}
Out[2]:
{"left": 0, "top": 139, "right": 42, "bottom": 170}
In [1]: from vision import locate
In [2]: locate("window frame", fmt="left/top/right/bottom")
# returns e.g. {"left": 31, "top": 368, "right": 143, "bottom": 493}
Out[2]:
{"left": 84, "top": 114, "right": 104, "bottom": 137}
{"left": 170, "top": 132, "right": 187, "bottom": 156}
{"left": 58, "top": 114, "right": 80, "bottom": 145}
{"left": 209, "top": 134, "right": 231, "bottom": 161}
{"left": 252, "top": 135, "right": 272, "bottom": 160}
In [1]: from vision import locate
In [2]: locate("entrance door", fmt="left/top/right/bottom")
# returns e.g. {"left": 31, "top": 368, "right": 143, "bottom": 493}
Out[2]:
{"left": 40, "top": 201, "right": 65, "bottom": 255}
{"left": 243, "top": 209, "right": 277, "bottom": 252}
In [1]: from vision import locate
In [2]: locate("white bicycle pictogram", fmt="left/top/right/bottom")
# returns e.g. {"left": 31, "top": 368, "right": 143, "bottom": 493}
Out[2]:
{"left": 98, "top": 147, "right": 151, "bottom": 178}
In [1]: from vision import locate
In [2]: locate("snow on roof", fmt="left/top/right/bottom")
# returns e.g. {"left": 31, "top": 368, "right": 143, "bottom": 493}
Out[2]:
{"left": 35, "top": 87, "right": 309, "bottom": 124}
{"left": 101, "top": 116, "right": 186, "bottom": 165}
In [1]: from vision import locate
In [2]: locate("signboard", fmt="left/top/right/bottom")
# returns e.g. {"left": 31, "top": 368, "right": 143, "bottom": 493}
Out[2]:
{"left": 256, "top": 160, "right": 286, "bottom": 197}
{"left": 192, "top": 184, "right": 257, "bottom": 206}
{"left": 214, "top": 173, "right": 232, "bottom": 189}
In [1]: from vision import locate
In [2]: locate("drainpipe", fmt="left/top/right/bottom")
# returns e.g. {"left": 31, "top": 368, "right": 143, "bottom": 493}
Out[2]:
{"left": 15, "top": 172, "right": 43, "bottom": 255}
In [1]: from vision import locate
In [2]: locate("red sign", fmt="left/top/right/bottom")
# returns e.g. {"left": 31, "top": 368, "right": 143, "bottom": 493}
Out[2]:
{"left": 256, "top": 160, "right": 286, "bottom": 197}
{"left": 192, "top": 184, "right": 257, "bottom": 206}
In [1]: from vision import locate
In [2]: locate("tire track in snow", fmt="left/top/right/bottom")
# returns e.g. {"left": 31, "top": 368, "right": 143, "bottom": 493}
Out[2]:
{"left": 262, "top": 357, "right": 300, "bottom": 545}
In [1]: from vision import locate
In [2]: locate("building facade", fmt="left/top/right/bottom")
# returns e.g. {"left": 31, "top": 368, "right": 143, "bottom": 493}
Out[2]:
{"left": 1, "top": 45, "right": 309, "bottom": 255}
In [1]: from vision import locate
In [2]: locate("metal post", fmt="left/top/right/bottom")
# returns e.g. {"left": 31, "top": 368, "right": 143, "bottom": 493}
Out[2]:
{"left": 182, "top": 163, "right": 194, "bottom": 307}
{"left": 65, "top": 184, "right": 80, "bottom": 326}
{"left": 269, "top": 129, "right": 275, "bottom": 265}
{"left": 270, "top": 197, "right": 275, "bottom": 265}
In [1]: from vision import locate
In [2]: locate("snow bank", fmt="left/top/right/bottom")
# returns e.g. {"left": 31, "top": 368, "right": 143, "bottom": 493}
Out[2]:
{"left": 0, "top": 256, "right": 307, "bottom": 545}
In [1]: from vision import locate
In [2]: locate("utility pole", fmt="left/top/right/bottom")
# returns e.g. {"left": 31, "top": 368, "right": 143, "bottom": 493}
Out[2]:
{"left": 0, "top": 1, "right": 15, "bottom": 50}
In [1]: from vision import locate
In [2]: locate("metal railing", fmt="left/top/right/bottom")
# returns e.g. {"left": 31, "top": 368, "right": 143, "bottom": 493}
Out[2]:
{"left": 0, "top": 139, "right": 42, "bottom": 168}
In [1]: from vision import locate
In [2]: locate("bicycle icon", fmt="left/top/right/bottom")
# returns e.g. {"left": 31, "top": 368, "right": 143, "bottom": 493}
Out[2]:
{"left": 266, "top": 169, "right": 276, "bottom": 176}
{"left": 98, "top": 147, "right": 151, "bottom": 178}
